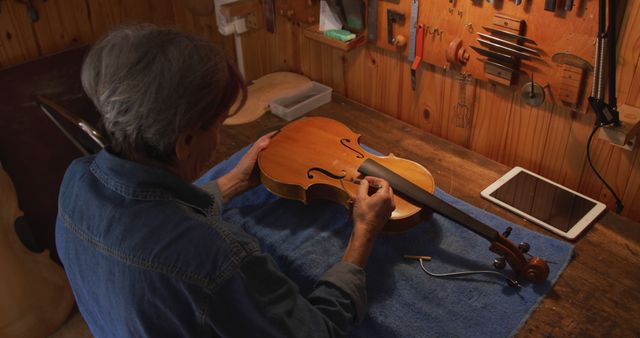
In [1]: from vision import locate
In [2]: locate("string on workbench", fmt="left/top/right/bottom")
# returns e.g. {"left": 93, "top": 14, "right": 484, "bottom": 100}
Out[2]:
{"left": 418, "top": 258, "right": 520, "bottom": 288}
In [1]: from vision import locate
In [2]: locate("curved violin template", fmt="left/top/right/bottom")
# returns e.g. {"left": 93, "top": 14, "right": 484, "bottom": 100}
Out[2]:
{"left": 258, "top": 116, "right": 549, "bottom": 284}
{"left": 0, "top": 166, "right": 75, "bottom": 337}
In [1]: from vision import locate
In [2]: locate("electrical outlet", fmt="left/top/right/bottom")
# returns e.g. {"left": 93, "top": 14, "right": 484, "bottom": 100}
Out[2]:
{"left": 598, "top": 104, "right": 640, "bottom": 151}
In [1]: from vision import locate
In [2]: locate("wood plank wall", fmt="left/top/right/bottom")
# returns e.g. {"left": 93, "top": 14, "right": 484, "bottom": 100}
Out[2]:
{"left": 238, "top": 3, "right": 640, "bottom": 222}
{"left": 0, "top": 0, "right": 234, "bottom": 68}
{"left": 0, "top": 0, "right": 638, "bottom": 222}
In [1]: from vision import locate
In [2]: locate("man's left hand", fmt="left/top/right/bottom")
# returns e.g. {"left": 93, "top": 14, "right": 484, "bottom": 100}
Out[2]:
{"left": 217, "top": 131, "right": 276, "bottom": 202}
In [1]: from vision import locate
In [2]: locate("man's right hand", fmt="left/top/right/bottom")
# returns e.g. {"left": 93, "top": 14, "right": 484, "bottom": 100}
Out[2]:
{"left": 343, "top": 177, "right": 395, "bottom": 268}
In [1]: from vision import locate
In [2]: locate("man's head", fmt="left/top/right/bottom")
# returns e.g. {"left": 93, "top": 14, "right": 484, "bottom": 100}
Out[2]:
{"left": 81, "top": 25, "right": 245, "bottom": 174}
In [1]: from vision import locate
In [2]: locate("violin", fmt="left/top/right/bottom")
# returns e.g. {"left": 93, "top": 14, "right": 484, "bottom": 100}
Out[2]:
{"left": 257, "top": 116, "right": 549, "bottom": 284}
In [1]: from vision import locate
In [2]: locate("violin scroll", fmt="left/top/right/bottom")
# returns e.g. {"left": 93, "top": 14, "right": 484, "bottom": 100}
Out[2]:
{"left": 490, "top": 234, "right": 549, "bottom": 284}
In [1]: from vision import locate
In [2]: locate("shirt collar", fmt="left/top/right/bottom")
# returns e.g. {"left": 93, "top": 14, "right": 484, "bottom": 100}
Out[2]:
{"left": 91, "top": 149, "right": 214, "bottom": 214}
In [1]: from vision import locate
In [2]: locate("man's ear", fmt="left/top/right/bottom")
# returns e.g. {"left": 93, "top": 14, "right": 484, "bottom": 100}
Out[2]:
{"left": 175, "top": 130, "right": 195, "bottom": 161}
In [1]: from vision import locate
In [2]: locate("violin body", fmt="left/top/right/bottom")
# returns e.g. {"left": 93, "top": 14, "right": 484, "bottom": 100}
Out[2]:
{"left": 258, "top": 116, "right": 434, "bottom": 233}
{"left": 258, "top": 116, "right": 550, "bottom": 284}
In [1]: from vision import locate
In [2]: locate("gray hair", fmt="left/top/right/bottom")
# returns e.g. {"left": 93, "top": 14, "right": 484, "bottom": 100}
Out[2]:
{"left": 81, "top": 25, "right": 246, "bottom": 163}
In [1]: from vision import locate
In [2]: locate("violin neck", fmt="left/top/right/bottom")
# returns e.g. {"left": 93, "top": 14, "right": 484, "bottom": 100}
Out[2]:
{"left": 358, "top": 159, "right": 499, "bottom": 242}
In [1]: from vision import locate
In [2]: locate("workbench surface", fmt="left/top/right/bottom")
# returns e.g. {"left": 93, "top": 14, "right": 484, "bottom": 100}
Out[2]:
{"left": 215, "top": 95, "right": 640, "bottom": 337}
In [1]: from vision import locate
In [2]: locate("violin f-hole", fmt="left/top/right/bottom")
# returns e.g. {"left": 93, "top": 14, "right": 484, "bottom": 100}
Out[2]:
{"left": 307, "top": 168, "right": 347, "bottom": 180}
{"left": 340, "top": 138, "right": 365, "bottom": 158}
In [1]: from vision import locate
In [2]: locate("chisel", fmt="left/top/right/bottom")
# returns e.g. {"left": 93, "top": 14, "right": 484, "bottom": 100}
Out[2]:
{"left": 545, "top": 0, "right": 556, "bottom": 11}
{"left": 470, "top": 46, "right": 515, "bottom": 63}
{"left": 565, "top": 0, "right": 574, "bottom": 11}
{"left": 477, "top": 38, "right": 540, "bottom": 59}
{"left": 477, "top": 33, "right": 540, "bottom": 55}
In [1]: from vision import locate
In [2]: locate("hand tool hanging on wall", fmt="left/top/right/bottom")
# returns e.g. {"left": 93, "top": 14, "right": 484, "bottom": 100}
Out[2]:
{"left": 387, "top": 9, "right": 406, "bottom": 47}
{"left": 408, "top": 0, "right": 420, "bottom": 90}
{"left": 552, "top": 53, "right": 593, "bottom": 110}
{"left": 411, "top": 25, "right": 424, "bottom": 90}
{"left": 446, "top": 39, "right": 470, "bottom": 66}
{"left": 408, "top": 0, "right": 419, "bottom": 64}
{"left": 470, "top": 46, "right": 515, "bottom": 64}
{"left": 544, "top": 0, "right": 556, "bottom": 11}
{"left": 476, "top": 33, "right": 540, "bottom": 56}
{"left": 455, "top": 73, "right": 473, "bottom": 128}
{"left": 477, "top": 38, "right": 539, "bottom": 59}
{"left": 481, "top": 59, "right": 516, "bottom": 86}
{"left": 520, "top": 74, "right": 545, "bottom": 107}
{"left": 482, "top": 26, "right": 536, "bottom": 45}
{"left": 16, "top": 0, "right": 39, "bottom": 22}
{"left": 263, "top": 0, "right": 276, "bottom": 33}
{"left": 492, "top": 14, "right": 522, "bottom": 33}
{"left": 565, "top": 0, "right": 574, "bottom": 11}
{"left": 368, "top": 0, "right": 378, "bottom": 42}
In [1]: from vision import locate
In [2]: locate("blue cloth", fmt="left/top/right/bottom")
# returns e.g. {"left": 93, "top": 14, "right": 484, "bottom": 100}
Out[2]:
{"left": 56, "top": 149, "right": 368, "bottom": 338}
{"left": 196, "top": 146, "right": 574, "bottom": 338}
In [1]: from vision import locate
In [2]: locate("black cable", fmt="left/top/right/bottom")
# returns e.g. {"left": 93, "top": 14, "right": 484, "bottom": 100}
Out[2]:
{"left": 586, "top": 124, "right": 624, "bottom": 214}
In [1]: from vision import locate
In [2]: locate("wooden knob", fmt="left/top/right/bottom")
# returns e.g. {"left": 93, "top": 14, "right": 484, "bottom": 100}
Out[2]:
{"left": 447, "top": 38, "right": 468, "bottom": 65}
{"left": 393, "top": 35, "right": 407, "bottom": 47}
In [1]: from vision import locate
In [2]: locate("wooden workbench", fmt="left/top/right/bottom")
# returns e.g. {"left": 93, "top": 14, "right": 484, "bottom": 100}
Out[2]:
{"left": 216, "top": 95, "right": 640, "bottom": 337}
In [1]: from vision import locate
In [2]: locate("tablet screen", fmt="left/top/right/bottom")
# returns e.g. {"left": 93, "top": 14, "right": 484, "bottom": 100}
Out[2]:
{"left": 489, "top": 171, "right": 596, "bottom": 232}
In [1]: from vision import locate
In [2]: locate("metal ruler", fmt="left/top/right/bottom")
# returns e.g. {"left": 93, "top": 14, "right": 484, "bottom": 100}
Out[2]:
{"left": 408, "top": 0, "right": 419, "bottom": 63}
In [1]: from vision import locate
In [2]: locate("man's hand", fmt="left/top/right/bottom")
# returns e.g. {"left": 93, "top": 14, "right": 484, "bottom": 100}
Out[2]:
{"left": 343, "top": 177, "right": 395, "bottom": 268}
{"left": 217, "top": 131, "right": 276, "bottom": 202}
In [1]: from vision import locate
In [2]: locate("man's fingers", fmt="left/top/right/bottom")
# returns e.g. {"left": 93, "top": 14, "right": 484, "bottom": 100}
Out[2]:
{"left": 357, "top": 178, "right": 370, "bottom": 199}
{"left": 248, "top": 131, "right": 278, "bottom": 155}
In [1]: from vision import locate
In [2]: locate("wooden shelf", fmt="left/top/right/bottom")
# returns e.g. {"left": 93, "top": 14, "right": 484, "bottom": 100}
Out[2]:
{"left": 303, "top": 25, "right": 365, "bottom": 52}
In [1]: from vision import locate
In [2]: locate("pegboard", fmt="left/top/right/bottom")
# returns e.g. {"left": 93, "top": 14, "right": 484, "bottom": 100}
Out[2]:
{"left": 365, "top": 0, "right": 622, "bottom": 113}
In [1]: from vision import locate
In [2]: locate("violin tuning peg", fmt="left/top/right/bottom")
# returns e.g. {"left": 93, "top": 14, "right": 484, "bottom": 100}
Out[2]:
{"left": 502, "top": 227, "right": 512, "bottom": 238}
{"left": 506, "top": 278, "right": 520, "bottom": 288}
{"left": 493, "top": 257, "right": 506, "bottom": 269}
{"left": 518, "top": 242, "right": 530, "bottom": 253}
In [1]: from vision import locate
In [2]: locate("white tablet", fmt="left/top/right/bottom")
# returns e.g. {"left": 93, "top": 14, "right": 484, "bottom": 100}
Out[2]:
{"left": 481, "top": 167, "right": 606, "bottom": 240}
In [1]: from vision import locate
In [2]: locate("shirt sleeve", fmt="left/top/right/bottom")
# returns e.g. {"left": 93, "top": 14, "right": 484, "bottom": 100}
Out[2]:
{"left": 204, "top": 252, "right": 367, "bottom": 338}
{"left": 315, "top": 261, "right": 367, "bottom": 323}
{"left": 200, "top": 180, "right": 224, "bottom": 215}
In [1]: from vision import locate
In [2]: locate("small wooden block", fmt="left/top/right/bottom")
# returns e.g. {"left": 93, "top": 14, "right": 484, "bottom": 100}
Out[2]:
{"left": 492, "top": 14, "right": 523, "bottom": 33}
{"left": 558, "top": 63, "right": 585, "bottom": 108}
{"left": 484, "top": 62, "right": 513, "bottom": 86}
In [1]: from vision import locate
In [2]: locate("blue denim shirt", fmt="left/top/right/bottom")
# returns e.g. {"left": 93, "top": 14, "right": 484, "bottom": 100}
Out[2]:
{"left": 56, "top": 149, "right": 366, "bottom": 337}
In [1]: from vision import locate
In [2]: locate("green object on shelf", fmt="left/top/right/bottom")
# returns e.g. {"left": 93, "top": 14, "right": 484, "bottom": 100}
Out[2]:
{"left": 323, "top": 29, "right": 356, "bottom": 42}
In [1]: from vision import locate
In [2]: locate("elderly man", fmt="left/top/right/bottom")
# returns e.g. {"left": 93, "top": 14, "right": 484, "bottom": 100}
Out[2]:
{"left": 56, "top": 25, "right": 394, "bottom": 337}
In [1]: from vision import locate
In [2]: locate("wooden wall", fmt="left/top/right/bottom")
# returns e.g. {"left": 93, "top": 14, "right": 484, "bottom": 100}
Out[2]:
{"left": 0, "top": 0, "right": 234, "bottom": 68}
{"left": 0, "top": 0, "right": 639, "bottom": 222}
{"left": 238, "top": 3, "right": 640, "bottom": 222}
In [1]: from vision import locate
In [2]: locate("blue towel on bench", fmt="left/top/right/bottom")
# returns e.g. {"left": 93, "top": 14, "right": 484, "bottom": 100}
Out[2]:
{"left": 195, "top": 145, "right": 574, "bottom": 337}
